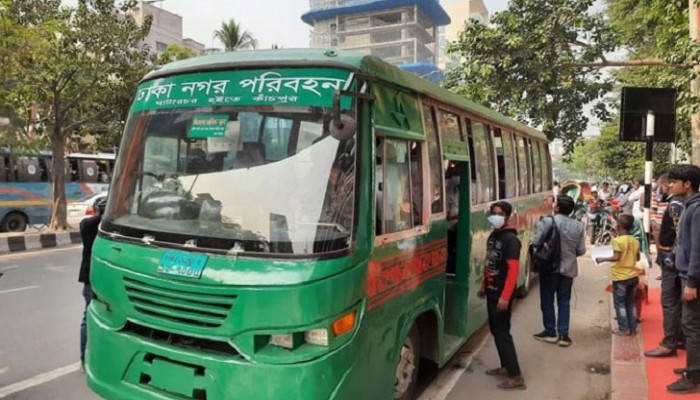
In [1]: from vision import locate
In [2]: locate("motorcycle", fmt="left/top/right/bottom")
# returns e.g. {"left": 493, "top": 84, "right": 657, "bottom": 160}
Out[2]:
{"left": 587, "top": 200, "right": 617, "bottom": 245}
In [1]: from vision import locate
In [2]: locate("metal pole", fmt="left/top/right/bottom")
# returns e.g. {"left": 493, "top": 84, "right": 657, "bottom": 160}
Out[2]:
{"left": 644, "top": 111, "right": 654, "bottom": 237}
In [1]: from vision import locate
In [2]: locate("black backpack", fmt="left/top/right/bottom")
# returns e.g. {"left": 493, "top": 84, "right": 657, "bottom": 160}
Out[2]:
{"left": 531, "top": 216, "right": 561, "bottom": 274}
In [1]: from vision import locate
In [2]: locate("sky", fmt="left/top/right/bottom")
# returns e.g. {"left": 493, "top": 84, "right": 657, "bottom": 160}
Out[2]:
{"left": 137, "top": 0, "right": 511, "bottom": 49}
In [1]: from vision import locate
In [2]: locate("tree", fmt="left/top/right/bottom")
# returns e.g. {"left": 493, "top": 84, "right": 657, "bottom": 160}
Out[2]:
{"left": 565, "top": 118, "right": 675, "bottom": 181}
{"left": 0, "top": 0, "right": 152, "bottom": 230}
{"left": 445, "top": 0, "right": 700, "bottom": 154}
{"left": 156, "top": 43, "right": 197, "bottom": 65}
{"left": 213, "top": 19, "right": 257, "bottom": 51}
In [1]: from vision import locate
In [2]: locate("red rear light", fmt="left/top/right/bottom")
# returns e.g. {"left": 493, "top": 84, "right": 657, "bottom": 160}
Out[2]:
{"left": 86, "top": 207, "right": 95, "bottom": 216}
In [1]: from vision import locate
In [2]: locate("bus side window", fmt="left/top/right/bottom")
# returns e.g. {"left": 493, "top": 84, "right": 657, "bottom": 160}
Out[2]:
{"left": 422, "top": 105, "right": 444, "bottom": 214}
{"left": 375, "top": 137, "right": 423, "bottom": 235}
{"left": 464, "top": 118, "right": 477, "bottom": 203}
{"left": 69, "top": 159, "right": 80, "bottom": 182}
{"left": 0, "top": 155, "right": 6, "bottom": 182}
{"left": 16, "top": 157, "right": 41, "bottom": 182}
{"left": 80, "top": 160, "right": 99, "bottom": 183}
{"left": 531, "top": 140, "right": 543, "bottom": 193}
{"left": 515, "top": 136, "right": 531, "bottom": 195}
{"left": 38, "top": 157, "right": 50, "bottom": 182}
{"left": 543, "top": 143, "right": 553, "bottom": 190}
{"left": 471, "top": 121, "right": 495, "bottom": 203}
{"left": 493, "top": 129, "right": 510, "bottom": 199}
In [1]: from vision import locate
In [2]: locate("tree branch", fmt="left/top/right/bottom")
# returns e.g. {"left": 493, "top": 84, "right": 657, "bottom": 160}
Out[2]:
{"left": 563, "top": 58, "right": 691, "bottom": 69}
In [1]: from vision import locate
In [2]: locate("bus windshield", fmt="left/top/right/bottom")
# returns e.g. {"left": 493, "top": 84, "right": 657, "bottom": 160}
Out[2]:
{"left": 102, "top": 105, "right": 357, "bottom": 255}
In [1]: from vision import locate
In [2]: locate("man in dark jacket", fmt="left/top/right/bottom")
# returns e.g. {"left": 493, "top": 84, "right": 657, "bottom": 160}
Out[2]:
{"left": 666, "top": 165, "right": 700, "bottom": 393}
{"left": 79, "top": 196, "right": 106, "bottom": 367}
{"left": 645, "top": 173, "right": 685, "bottom": 358}
{"left": 478, "top": 201, "right": 526, "bottom": 390}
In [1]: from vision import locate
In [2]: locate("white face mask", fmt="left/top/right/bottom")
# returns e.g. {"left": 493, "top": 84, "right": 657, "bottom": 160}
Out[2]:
{"left": 488, "top": 215, "right": 506, "bottom": 229}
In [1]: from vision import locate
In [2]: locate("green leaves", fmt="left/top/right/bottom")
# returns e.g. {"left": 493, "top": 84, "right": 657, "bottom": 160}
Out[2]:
{"left": 0, "top": 0, "right": 153, "bottom": 229}
{"left": 213, "top": 19, "right": 257, "bottom": 51}
{"left": 444, "top": 0, "right": 699, "bottom": 158}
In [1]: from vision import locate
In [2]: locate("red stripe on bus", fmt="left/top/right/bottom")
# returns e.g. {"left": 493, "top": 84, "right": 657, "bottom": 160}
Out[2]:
{"left": 367, "top": 240, "right": 448, "bottom": 310}
{"left": 368, "top": 266, "right": 445, "bottom": 311}
{"left": 0, "top": 187, "right": 44, "bottom": 201}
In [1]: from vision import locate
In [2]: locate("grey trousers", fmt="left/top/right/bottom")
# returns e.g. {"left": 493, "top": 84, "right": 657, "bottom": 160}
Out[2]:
{"left": 682, "top": 283, "right": 700, "bottom": 380}
{"left": 660, "top": 268, "right": 683, "bottom": 349}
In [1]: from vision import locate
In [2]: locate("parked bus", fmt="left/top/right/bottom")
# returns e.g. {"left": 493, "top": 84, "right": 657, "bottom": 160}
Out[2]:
{"left": 0, "top": 150, "right": 114, "bottom": 231}
{"left": 86, "top": 49, "right": 552, "bottom": 400}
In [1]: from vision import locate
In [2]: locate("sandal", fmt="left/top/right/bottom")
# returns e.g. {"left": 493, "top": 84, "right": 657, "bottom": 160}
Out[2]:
{"left": 485, "top": 368, "right": 508, "bottom": 376}
{"left": 498, "top": 377, "right": 527, "bottom": 390}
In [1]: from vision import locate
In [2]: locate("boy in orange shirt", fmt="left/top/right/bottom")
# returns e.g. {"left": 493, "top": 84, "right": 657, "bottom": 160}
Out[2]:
{"left": 596, "top": 214, "right": 642, "bottom": 335}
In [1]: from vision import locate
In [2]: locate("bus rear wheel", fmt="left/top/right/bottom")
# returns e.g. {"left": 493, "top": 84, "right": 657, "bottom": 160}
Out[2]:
{"left": 394, "top": 325, "right": 420, "bottom": 400}
{"left": 1, "top": 212, "right": 28, "bottom": 232}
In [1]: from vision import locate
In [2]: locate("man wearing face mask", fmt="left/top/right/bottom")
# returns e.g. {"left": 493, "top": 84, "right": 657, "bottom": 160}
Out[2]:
{"left": 478, "top": 201, "right": 526, "bottom": 390}
{"left": 532, "top": 195, "right": 586, "bottom": 347}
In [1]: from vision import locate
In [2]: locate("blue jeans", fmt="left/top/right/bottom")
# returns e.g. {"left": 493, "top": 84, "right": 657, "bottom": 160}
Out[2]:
{"left": 613, "top": 277, "right": 639, "bottom": 333}
{"left": 80, "top": 284, "right": 92, "bottom": 364}
{"left": 539, "top": 273, "right": 574, "bottom": 336}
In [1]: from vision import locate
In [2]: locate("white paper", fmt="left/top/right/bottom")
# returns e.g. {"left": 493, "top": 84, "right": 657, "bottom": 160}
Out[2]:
{"left": 207, "top": 121, "right": 242, "bottom": 153}
{"left": 589, "top": 245, "right": 650, "bottom": 270}
{"left": 590, "top": 245, "right": 613, "bottom": 267}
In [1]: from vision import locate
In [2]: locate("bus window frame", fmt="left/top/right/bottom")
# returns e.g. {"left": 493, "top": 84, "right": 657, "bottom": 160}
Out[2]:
{"left": 419, "top": 103, "right": 446, "bottom": 221}
{"left": 374, "top": 134, "right": 430, "bottom": 246}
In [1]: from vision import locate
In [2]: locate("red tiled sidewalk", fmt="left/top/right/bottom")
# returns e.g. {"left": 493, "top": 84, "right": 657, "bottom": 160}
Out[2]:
{"left": 611, "top": 266, "right": 690, "bottom": 400}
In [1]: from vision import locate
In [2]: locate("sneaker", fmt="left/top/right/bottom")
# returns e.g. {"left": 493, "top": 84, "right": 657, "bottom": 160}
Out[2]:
{"left": 497, "top": 376, "right": 527, "bottom": 391}
{"left": 558, "top": 335, "right": 572, "bottom": 347}
{"left": 533, "top": 331, "right": 558, "bottom": 343}
{"left": 667, "top": 378, "right": 700, "bottom": 393}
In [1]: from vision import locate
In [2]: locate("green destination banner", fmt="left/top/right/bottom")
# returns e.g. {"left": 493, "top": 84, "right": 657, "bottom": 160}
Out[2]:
{"left": 187, "top": 114, "right": 229, "bottom": 138}
{"left": 130, "top": 68, "right": 354, "bottom": 113}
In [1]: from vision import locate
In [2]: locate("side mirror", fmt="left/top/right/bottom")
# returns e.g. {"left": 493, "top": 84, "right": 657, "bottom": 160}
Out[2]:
{"left": 330, "top": 114, "right": 357, "bottom": 141}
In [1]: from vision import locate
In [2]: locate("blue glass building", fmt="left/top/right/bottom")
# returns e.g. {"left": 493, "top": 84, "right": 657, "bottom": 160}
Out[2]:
{"left": 302, "top": 0, "right": 450, "bottom": 78}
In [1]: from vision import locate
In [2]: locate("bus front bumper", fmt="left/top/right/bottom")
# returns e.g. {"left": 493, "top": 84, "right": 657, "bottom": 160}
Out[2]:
{"left": 85, "top": 311, "right": 357, "bottom": 400}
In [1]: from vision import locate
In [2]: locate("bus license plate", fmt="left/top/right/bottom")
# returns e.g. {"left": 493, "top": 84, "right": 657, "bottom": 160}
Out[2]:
{"left": 157, "top": 251, "right": 208, "bottom": 279}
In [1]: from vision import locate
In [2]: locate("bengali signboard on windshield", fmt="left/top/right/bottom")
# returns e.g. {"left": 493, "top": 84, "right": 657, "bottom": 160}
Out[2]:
{"left": 130, "top": 68, "right": 354, "bottom": 113}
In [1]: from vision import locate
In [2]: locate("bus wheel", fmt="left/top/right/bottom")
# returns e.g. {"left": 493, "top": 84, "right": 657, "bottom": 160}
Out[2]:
{"left": 1, "top": 213, "right": 28, "bottom": 233}
{"left": 394, "top": 325, "right": 420, "bottom": 400}
{"left": 516, "top": 257, "right": 532, "bottom": 298}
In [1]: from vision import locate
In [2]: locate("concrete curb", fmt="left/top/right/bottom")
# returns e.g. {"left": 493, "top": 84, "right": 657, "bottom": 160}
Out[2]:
{"left": 0, "top": 231, "right": 81, "bottom": 254}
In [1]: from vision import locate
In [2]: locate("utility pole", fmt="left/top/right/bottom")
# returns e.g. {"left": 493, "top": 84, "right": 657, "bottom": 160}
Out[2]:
{"left": 690, "top": 0, "right": 700, "bottom": 164}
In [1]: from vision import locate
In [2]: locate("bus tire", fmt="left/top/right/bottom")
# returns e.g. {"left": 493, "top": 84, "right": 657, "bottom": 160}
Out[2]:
{"left": 394, "top": 325, "right": 420, "bottom": 400}
{"left": 516, "top": 256, "right": 533, "bottom": 298}
{"left": 1, "top": 212, "right": 28, "bottom": 232}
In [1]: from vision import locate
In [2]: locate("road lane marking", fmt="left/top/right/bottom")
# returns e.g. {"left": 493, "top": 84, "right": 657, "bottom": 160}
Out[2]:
{"left": 0, "top": 286, "right": 39, "bottom": 295}
{"left": 0, "top": 362, "right": 80, "bottom": 398}
{"left": 418, "top": 329, "right": 490, "bottom": 400}
{"left": 0, "top": 266, "right": 17, "bottom": 271}
{"left": 0, "top": 368, "right": 7, "bottom": 376}
{"left": 0, "top": 245, "right": 81, "bottom": 259}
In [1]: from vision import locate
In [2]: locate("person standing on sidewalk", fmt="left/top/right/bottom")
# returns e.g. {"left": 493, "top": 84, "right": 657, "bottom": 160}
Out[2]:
{"left": 532, "top": 195, "right": 586, "bottom": 347}
{"left": 596, "top": 214, "right": 642, "bottom": 336}
{"left": 666, "top": 165, "right": 700, "bottom": 393}
{"left": 645, "top": 172, "right": 685, "bottom": 358}
{"left": 478, "top": 201, "right": 526, "bottom": 391}
{"left": 78, "top": 196, "right": 106, "bottom": 368}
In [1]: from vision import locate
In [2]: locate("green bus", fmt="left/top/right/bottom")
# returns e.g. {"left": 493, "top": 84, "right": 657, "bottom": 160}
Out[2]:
{"left": 86, "top": 49, "right": 552, "bottom": 400}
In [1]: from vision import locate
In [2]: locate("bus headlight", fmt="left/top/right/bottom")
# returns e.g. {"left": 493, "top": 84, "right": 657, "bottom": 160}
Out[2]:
{"left": 268, "top": 311, "right": 356, "bottom": 349}
{"left": 304, "top": 328, "right": 329, "bottom": 346}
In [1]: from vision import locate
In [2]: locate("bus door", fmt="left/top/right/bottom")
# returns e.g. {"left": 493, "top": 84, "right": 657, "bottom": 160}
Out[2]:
{"left": 443, "top": 159, "right": 471, "bottom": 336}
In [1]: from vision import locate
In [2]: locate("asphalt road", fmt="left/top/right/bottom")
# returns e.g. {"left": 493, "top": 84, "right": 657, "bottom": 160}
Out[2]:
{"left": 0, "top": 246, "right": 99, "bottom": 400}
{"left": 0, "top": 246, "right": 611, "bottom": 400}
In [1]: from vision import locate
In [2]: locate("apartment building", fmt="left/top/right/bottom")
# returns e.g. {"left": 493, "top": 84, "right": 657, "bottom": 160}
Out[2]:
{"left": 129, "top": 1, "right": 205, "bottom": 55}
{"left": 301, "top": 0, "right": 451, "bottom": 66}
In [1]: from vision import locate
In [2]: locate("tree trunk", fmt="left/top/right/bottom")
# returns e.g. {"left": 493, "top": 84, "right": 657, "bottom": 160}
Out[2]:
{"left": 692, "top": 111, "right": 700, "bottom": 165}
{"left": 49, "top": 123, "right": 68, "bottom": 231}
